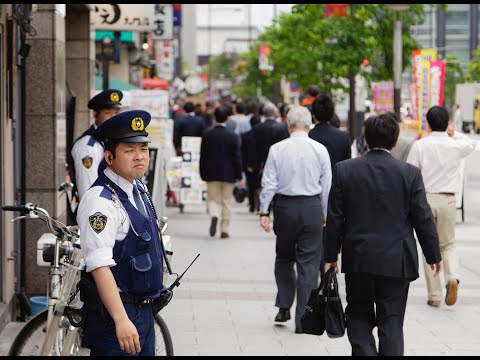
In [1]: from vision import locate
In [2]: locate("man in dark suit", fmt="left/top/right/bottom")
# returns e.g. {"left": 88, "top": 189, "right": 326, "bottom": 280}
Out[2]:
{"left": 200, "top": 105, "right": 243, "bottom": 238}
{"left": 174, "top": 101, "right": 206, "bottom": 155}
{"left": 241, "top": 115, "right": 261, "bottom": 213}
{"left": 309, "top": 94, "right": 351, "bottom": 170}
{"left": 309, "top": 94, "right": 351, "bottom": 278}
{"left": 324, "top": 113, "right": 443, "bottom": 356}
{"left": 251, "top": 102, "right": 282, "bottom": 172}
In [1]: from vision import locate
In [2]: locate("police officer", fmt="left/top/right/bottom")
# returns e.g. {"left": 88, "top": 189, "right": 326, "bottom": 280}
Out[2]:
{"left": 77, "top": 109, "right": 164, "bottom": 356}
{"left": 70, "top": 89, "right": 123, "bottom": 202}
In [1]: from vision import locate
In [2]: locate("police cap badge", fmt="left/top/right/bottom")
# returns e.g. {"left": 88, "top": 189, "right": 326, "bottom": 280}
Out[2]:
{"left": 88, "top": 89, "right": 123, "bottom": 111}
{"left": 93, "top": 110, "right": 151, "bottom": 144}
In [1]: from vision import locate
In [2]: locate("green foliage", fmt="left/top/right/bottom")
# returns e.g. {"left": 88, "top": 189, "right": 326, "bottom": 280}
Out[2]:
{"left": 234, "top": 4, "right": 435, "bottom": 97}
{"left": 465, "top": 47, "right": 480, "bottom": 83}
{"left": 444, "top": 55, "right": 465, "bottom": 109}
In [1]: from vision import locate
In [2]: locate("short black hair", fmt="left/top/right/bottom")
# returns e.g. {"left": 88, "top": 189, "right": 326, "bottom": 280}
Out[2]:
{"left": 250, "top": 114, "right": 261, "bottom": 128}
{"left": 330, "top": 113, "right": 341, "bottom": 128}
{"left": 307, "top": 85, "right": 320, "bottom": 97}
{"left": 426, "top": 106, "right": 449, "bottom": 131}
{"left": 103, "top": 139, "right": 120, "bottom": 159}
{"left": 184, "top": 102, "right": 195, "bottom": 113}
{"left": 311, "top": 94, "right": 335, "bottom": 123}
{"left": 364, "top": 113, "right": 399, "bottom": 150}
{"left": 214, "top": 105, "right": 230, "bottom": 123}
{"left": 236, "top": 102, "right": 245, "bottom": 114}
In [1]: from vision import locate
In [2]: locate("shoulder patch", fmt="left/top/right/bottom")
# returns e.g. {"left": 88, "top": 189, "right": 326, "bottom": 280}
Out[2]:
{"left": 89, "top": 212, "right": 107, "bottom": 233}
{"left": 82, "top": 156, "right": 93, "bottom": 169}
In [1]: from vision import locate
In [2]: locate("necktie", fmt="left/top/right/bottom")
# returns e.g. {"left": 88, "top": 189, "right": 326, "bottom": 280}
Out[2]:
{"left": 132, "top": 184, "right": 148, "bottom": 218}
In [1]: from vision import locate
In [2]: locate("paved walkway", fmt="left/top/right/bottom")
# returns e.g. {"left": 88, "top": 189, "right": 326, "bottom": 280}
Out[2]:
{"left": 2, "top": 147, "right": 480, "bottom": 356}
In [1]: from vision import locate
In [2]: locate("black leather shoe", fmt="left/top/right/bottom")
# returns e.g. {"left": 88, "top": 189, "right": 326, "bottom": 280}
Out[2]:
{"left": 220, "top": 232, "right": 229, "bottom": 239}
{"left": 295, "top": 327, "right": 304, "bottom": 334}
{"left": 209, "top": 216, "right": 218, "bottom": 237}
{"left": 274, "top": 308, "right": 291, "bottom": 322}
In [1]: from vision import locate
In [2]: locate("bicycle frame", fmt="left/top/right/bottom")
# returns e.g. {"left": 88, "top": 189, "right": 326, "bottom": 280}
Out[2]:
{"left": 3, "top": 203, "right": 84, "bottom": 356}
{"left": 3, "top": 192, "right": 176, "bottom": 356}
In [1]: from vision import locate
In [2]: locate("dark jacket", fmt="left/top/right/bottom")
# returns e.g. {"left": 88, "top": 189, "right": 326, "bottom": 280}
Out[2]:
{"left": 200, "top": 125, "right": 242, "bottom": 183}
{"left": 241, "top": 129, "right": 256, "bottom": 172}
{"left": 251, "top": 118, "right": 282, "bottom": 170}
{"left": 325, "top": 150, "right": 442, "bottom": 280}
{"left": 174, "top": 114, "right": 206, "bottom": 150}
{"left": 309, "top": 122, "right": 351, "bottom": 169}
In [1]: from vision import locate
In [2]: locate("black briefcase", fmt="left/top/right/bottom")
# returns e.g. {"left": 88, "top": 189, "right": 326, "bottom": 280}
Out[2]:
{"left": 300, "top": 268, "right": 346, "bottom": 338}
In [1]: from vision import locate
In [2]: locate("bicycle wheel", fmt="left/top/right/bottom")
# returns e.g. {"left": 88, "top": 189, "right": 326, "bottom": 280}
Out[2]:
{"left": 8, "top": 310, "right": 90, "bottom": 356}
{"left": 154, "top": 314, "right": 174, "bottom": 356}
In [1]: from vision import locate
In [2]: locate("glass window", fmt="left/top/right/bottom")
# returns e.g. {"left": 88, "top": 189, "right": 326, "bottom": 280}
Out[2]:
{"left": 445, "top": 40, "right": 470, "bottom": 66}
{"left": 446, "top": 9, "right": 469, "bottom": 36}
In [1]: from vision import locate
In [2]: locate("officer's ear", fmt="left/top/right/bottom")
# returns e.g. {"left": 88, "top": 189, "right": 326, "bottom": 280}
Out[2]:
{"left": 105, "top": 152, "right": 114, "bottom": 165}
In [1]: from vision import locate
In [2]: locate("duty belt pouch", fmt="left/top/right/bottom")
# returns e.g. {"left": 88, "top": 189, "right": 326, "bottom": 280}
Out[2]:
{"left": 78, "top": 271, "right": 103, "bottom": 314}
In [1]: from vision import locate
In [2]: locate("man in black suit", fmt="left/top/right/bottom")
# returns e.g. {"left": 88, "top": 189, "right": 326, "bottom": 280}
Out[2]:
{"left": 251, "top": 102, "right": 282, "bottom": 172}
{"left": 200, "top": 105, "right": 243, "bottom": 238}
{"left": 309, "top": 94, "right": 351, "bottom": 278}
{"left": 174, "top": 101, "right": 206, "bottom": 155}
{"left": 309, "top": 94, "right": 351, "bottom": 170}
{"left": 241, "top": 115, "right": 261, "bottom": 213}
{"left": 324, "top": 113, "right": 442, "bottom": 356}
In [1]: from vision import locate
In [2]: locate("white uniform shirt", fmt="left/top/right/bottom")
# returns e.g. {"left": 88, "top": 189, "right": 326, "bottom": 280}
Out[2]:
{"left": 260, "top": 131, "right": 332, "bottom": 216}
{"left": 71, "top": 126, "right": 104, "bottom": 200}
{"left": 77, "top": 167, "right": 148, "bottom": 273}
{"left": 406, "top": 131, "right": 476, "bottom": 193}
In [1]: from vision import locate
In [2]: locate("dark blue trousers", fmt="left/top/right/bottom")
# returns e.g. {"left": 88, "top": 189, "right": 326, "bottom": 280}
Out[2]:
{"left": 84, "top": 302, "right": 155, "bottom": 356}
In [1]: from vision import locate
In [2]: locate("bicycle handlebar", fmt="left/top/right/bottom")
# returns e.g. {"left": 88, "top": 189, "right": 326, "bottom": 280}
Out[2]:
{"left": 2, "top": 203, "right": 77, "bottom": 242}
{"left": 2, "top": 204, "right": 34, "bottom": 212}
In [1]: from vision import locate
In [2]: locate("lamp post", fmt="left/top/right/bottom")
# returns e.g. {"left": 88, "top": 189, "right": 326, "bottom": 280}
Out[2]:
{"left": 101, "top": 36, "right": 112, "bottom": 90}
{"left": 388, "top": 4, "right": 410, "bottom": 121}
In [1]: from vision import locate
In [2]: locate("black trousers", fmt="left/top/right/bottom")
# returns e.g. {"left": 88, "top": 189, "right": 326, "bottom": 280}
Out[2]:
{"left": 245, "top": 170, "right": 260, "bottom": 211}
{"left": 272, "top": 194, "right": 323, "bottom": 329}
{"left": 345, "top": 273, "right": 410, "bottom": 356}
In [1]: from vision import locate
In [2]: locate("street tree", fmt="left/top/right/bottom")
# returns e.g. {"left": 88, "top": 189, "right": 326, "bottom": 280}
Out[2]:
{"left": 444, "top": 55, "right": 465, "bottom": 110}
{"left": 465, "top": 47, "right": 480, "bottom": 83}
{"left": 234, "top": 4, "right": 432, "bottom": 98}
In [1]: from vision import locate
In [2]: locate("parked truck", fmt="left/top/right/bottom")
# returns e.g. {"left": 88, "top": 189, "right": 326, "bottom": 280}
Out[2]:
{"left": 455, "top": 83, "right": 480, "bottom": 133}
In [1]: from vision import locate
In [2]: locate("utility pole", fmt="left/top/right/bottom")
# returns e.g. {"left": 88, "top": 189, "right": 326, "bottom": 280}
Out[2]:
{"left": 348, "top": 4, "right": 356, "bottom": 142}
{"left": 208, "top": 4, "right": 212, "bottom": 98}
{"left": 389, "top": 4, "right": 410, "bottom": 121}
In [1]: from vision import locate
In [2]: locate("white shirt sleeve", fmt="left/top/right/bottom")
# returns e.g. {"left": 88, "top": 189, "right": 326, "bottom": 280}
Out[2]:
{"left": 406, "top": 140, "right": 420, "bottom": 168}
{"left": 319, "top": 146, "right": 332, "bottom": 217}
{"left": 71, "top": 137, "right": 104, "bottom": 201}
{"left": 259, "top": 146, "right": 278, "bottom": 213}
{"left": 77, "top": 186, "right": 119, "bottom": 272}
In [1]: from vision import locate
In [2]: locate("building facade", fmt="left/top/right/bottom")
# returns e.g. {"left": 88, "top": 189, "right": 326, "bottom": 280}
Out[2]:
{"left": 411, "top": 4, "right": 480, "bottom": 67}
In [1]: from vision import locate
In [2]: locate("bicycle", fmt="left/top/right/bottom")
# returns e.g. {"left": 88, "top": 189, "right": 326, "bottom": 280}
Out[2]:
{"left": 2, "top": 202, "right": 175, "bottom": 356}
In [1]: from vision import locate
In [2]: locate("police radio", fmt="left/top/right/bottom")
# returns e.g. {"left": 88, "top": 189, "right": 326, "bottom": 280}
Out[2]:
{"left": 153, "top": 254, "right": 200, "bottom": 314}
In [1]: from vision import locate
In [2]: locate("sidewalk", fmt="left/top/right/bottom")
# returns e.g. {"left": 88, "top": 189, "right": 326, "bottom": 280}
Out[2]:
{"left": 2, "top": 150, "right": 480, "bottom": 356}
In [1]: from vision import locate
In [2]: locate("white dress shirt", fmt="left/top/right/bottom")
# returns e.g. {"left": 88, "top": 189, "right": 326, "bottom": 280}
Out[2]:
{"left": 406, "top": 131, "right": 476, "bottom": 193}
{"left": 77, "top": 167, "right": 147, "bottom": 272}
{"left": 71, "top": 124, "right": 104, "bottom": 200}
{"left": 260, "top": 131, "right": 332, "bottom": 216}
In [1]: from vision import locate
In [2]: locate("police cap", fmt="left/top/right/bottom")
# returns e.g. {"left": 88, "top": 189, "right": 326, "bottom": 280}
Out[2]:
{"left": 93, "top": 110, "right": 151, "bottom": 143}
{"left": 88, "top": 89, "right": 123, "bottom": 110}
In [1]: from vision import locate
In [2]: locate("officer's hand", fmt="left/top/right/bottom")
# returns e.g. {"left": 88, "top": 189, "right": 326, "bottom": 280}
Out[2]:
{"left": 260, "top": 216, "right": 271, "bottom": 232}
{"left": 115, "top": 317, "right": 141, "bottom": 354}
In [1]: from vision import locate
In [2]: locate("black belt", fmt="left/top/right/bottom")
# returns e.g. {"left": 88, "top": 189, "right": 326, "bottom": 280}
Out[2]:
{"left": 120, "top": 292, "right": 156, "bottom": 305}
{"left": 430, "top": 192, "right": 455, "bottom": 196}
{"left": 274, "top": 194, "right": 320, "bottom": 200}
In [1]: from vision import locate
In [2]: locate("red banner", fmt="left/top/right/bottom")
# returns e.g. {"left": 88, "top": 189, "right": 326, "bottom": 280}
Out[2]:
{"left": 371, "top": 81, "right": 394, "bottom": 114}
{"left": 325, "top": 4, "right": 349, "bottom": 18}
{"left": 429, "top": 60, "right": 446, "bottom": 107}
